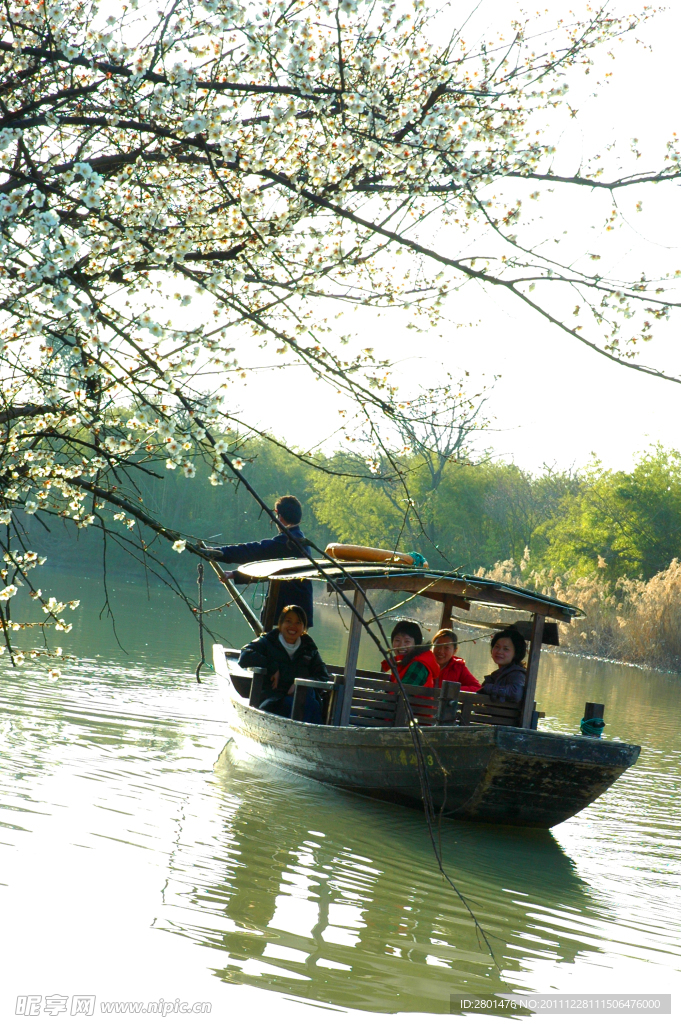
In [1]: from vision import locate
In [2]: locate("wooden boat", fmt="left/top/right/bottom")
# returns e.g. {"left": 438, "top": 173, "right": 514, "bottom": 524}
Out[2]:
{"left": 213, "top": 559, "right": 640, "bottom": 829}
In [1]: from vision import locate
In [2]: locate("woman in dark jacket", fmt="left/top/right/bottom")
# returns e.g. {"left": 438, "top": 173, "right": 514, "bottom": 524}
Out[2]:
{"left": 478, "top": 628, "right": 526, "bottom": 703}
{"left": 238, "top": 605, "right": 330, "bottom": 723}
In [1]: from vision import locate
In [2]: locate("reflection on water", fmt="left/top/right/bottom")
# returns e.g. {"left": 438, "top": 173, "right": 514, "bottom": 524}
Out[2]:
{"left": 163, "top": 749, "right": 596, "bottom": 1011}
{"left": 1, "top": 571, "right": 680, "bottom": 1016}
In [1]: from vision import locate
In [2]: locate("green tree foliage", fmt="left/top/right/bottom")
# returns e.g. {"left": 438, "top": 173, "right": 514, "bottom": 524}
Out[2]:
{"left": 307, "top": 454, "right": 579, "bottom": 572}
{"left": 308, "top": 445, "right": 681, "bottom": 581}
{"left": 141, "top": 437, "right": 317, "bottom": 547}
{"left": 28, "top": 437, "right": 679, "bottom": 588}
{"left": 530, "top": 448, "right": 681, "bottom": 581}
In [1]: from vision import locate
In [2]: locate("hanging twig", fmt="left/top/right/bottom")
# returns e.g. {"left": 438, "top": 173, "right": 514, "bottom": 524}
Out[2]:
{"left": 195, "top": 562, "right": 206, "bottom": 684}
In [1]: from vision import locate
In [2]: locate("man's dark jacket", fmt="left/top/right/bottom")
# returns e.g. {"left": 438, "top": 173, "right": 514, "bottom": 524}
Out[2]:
{"left": 238, "top": 629, "right": 330, "bottom": 706}
{"left": 212, "top": 525, "right": 314, "bottom": 625}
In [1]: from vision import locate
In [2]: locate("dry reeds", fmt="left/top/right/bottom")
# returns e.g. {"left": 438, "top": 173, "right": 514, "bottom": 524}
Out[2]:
{"left": 479, "top": 557, "right": 681, "bottom": 672}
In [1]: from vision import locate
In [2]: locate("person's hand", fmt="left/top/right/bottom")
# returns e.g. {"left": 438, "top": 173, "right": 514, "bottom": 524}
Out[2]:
{"left": 271, "top": 669, "right": 280, "bottom": 690}
{"left": 287, "top": 684, "right": 295, "bottom": 695}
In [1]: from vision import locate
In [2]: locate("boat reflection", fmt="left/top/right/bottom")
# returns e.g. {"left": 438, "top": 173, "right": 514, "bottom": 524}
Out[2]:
{"left": 155, "top": 744, "right": 605, "bottom": 1014}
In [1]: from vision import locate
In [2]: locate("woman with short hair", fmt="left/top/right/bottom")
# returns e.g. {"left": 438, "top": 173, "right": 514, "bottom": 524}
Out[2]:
{"left": 478, "top": 628, "right": 527, "bottom": 703}
{"left": 238, "top": 604, "right": 329, "bottom": 723}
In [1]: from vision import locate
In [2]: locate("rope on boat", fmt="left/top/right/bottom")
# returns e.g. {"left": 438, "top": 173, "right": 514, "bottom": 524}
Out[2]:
{"left": 580, "top": 716, "right": 605, "bottom": 737}
{"left": 196, "top": 562, "right": 206, "bottom": 684}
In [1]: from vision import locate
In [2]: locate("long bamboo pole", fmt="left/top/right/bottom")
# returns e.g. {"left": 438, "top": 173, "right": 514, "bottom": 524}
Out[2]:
{"left": 208, "top": 560, "right": 263, "bottom": 636}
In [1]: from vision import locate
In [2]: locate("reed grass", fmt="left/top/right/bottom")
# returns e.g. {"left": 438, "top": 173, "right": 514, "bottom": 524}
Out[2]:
{"left": 479, "top": 557, "right": 681, "bottom": 672}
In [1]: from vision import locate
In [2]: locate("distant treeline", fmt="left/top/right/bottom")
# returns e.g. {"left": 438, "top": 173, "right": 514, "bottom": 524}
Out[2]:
{"left": 21, "top": 438, "right": 681, "bottom": 670}
{"left": 27, "top": 439, "right": 681, "bottom": 590}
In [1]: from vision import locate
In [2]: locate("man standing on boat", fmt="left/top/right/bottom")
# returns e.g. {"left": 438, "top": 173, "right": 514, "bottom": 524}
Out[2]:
{"left": 200, "top": 495, "right": 315, "bottom": 626}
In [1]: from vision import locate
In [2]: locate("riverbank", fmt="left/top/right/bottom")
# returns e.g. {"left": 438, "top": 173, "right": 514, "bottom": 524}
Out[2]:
{"left": 480, "top": 558, "right": 681, "bottom": 674}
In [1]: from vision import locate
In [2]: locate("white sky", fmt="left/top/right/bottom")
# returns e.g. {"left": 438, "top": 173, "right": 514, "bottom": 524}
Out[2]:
{"left": 193, "top": 1, "right": 681, "bottom": 473}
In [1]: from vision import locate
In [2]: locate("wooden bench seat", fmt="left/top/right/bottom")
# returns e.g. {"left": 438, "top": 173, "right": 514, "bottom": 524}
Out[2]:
{"left": 336, "top": 675, "right": 462, "bottom": 728}
{"left": 230, "top": 657, "right": 544, "bottom": 730}
{"left": 343, "top": 674, "right": 399, "bottom": 727}
{"left": 344, "top": 678, "right": 545, "bottom": 729}
{"left": 455, "top": 693, "right": 545, "bottom": 728}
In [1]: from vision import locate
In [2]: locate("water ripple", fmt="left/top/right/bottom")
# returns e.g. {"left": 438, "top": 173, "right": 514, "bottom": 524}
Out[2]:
{"left": 1, "top": 653, "right": 680, "bottom": 1014}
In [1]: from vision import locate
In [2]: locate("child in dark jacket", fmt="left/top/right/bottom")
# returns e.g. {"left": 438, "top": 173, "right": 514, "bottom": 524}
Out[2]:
{"left": 238, "top": 605, "right": 330, "bottom": 723}
{"left": 431, "top": 628, "right": 480, "bottom": 691}
{"left": 478, "top": 628, "right": 526, "bottom": 703}
{"left": 380, "top": 620, "right": 440, "bottom": 688}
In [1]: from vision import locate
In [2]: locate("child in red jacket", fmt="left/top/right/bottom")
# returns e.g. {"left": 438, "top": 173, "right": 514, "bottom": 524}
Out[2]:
{"left": 431, "top": 629, "right": 480, "bottom": 691}
{"left": 380, "top": 620, "right": 440, "bottom": 688}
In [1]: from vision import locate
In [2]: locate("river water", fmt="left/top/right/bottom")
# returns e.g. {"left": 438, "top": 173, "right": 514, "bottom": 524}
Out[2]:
{"left": 0, "top": 571, "right": 679, "bottom": 1022}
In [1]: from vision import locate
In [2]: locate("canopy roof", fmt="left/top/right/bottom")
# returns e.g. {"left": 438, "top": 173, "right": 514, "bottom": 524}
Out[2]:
{"left": 237, "top": 558, "right": 583, "bottom": 622}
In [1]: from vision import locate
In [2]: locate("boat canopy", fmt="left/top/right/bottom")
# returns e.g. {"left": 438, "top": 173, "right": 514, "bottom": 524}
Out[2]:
{"left": 237, "top": 558, "right": 583, "bottom": 623}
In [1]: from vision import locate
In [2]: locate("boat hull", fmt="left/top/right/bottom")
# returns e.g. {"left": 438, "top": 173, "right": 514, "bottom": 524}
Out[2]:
{"left": 216, "top": 657, "right": 640, "bottom": 829}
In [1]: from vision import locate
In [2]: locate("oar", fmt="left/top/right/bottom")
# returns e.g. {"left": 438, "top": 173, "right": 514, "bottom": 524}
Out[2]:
{"left": 208, "top": 559, "right": 263, "bottom": 636}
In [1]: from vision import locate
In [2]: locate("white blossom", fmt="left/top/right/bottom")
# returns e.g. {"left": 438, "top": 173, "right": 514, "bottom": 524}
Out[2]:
{"left": 0, "top": 0, "right": 675, "bottom": 663}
